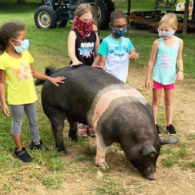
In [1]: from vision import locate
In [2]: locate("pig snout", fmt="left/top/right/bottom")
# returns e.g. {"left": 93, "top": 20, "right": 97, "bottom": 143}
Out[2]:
{"left": 141, "top": 165, "right": 157, "bottom": 180}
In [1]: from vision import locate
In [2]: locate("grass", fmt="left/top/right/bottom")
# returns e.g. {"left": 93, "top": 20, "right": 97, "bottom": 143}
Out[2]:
{"left": 0, "top": 0, "right": 195, "bottom": 194}
{"left": 91, "top": 178, "right": 127, "bottom": 195}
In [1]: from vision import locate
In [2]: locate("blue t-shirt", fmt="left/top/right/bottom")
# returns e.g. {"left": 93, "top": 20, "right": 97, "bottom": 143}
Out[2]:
{"left": 153, "top": 36, "right": 179, "bottom": 85}
{"left": 98, "top": 35, "right": 135, "bottom": 82}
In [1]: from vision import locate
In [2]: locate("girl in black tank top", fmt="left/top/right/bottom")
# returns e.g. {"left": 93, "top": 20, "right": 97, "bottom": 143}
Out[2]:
{"left": 72, "top": 29, "right": 96, "bottom": 66}
{"left": 67, "top": 5, "right": 100, "bottom": 67}
{"left": 67, "top": 3, "right": 100, "bottom": 138}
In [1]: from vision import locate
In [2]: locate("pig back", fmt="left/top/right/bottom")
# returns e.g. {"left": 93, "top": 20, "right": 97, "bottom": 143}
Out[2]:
{"left": 41, "top": 65, "right": 126, "bottom": 124}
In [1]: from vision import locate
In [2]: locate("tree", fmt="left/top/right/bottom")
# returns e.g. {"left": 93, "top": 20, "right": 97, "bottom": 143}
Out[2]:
{"left": 183, "top": 0, "right": 189, "bottom": 35}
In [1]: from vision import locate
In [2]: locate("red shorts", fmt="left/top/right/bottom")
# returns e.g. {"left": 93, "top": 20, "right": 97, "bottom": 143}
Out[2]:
{"left": 153, "top": 81, "right": 175, "bottom": 90}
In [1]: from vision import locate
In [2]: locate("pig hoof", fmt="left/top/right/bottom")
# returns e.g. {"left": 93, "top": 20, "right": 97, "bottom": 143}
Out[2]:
{"left": 61, "top": 150, "right": 68, "bottom": 155}
{"left": 69, "top": 135, "right": 78, "bottom": 142}
{"left": 96, "top": 162, "right": 109, "bottom": 169}
{"left": 57, "top": 148, "right": 68, "bottom": 155}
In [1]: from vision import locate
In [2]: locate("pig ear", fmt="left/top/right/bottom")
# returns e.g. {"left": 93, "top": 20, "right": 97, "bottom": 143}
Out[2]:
{"left": 142, "top": 144, "right": 158, "bottom": 156}
{"left": 160, "top": 137, "right": 180, "bottom": 145}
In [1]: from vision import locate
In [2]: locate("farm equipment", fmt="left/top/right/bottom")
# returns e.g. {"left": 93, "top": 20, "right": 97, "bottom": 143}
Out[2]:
{"left": 34, "top": 0, "right": 115, "bottom": 29}
{"left": 155, "top": 0, "right": 179, "bottom": 11}
{"left": 128, "top": 10, "right": 195, "bottom": 33}
{"left": 128, "top": 11, "right": 162, "bottom": 30}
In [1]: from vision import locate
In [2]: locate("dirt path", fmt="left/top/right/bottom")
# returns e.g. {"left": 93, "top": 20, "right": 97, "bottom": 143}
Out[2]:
{"left": 126, "top": 66, "right": 195, "bottom": 195}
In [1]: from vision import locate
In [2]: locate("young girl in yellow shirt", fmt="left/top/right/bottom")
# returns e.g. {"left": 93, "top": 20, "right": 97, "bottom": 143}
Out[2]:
{"left": 0, "top": 22, "right": 65, "bottom": 162}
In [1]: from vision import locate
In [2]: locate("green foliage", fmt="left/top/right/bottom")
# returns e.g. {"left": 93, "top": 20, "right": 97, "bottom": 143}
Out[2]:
{"left": 91, "top": 178, "right": 127, "bottom": 195}
{"left": 82, "top": 144, "right": 96, "bottom": 157}
{"left": 161, "top": 141, "right": 192, "bottom": 168}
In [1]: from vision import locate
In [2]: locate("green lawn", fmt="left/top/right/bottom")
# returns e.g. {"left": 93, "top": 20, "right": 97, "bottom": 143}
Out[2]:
{"left": 0, "top": 1, "right": 195, "bottom": 193}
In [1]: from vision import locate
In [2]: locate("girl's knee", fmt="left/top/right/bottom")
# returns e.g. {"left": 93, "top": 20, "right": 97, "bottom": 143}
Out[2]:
{"left": 11, "top": 122, "right": 22, "bottom": 135}
{"left": 165, "top": 100, "right": 172, "bottom": 107}
{"left": 152, "top": 100, "right": 160, "bottom": 106}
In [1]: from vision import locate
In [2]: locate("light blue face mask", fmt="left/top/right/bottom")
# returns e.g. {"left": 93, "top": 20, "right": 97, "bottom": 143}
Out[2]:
{"left": 12, "top": 39, "right": 29, "bottom": 53}
{"left": 112, "top": 28, "right": 127, "bottom": 38}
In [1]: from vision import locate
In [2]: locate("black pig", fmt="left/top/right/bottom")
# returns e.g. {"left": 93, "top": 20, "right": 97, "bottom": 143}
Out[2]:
{"left": 38, "top": 65, "right": 179, "bottom": 179}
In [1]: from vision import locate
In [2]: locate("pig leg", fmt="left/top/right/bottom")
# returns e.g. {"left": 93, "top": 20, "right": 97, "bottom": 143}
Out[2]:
{"left": 67, "top": 115, "right": 78, "bottom": 142}
{"left": 48, "top": 110, "right": 67, "bottom": 154}
{"left": 95, "top": 133, "right": 109, "bottom": 169}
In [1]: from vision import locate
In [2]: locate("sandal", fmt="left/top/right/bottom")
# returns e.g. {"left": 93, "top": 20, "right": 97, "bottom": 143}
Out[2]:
{"left": 87, "top": 127, "right": 96, "bottom": 137}
{"left": 13, "top": 147, "right": 32, "bottom": 162}
{"left": 78, "top": 124, "right": 87, "bottom": 137}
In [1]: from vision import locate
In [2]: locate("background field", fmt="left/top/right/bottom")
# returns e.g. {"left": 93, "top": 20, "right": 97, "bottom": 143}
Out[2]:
{"left": 0, "top": 1, "right": 195, "bottom": 194}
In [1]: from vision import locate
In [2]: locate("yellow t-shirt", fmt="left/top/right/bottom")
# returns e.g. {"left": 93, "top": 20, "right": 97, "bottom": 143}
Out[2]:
{"left": 0, "top": 50, "right": 37, "bottom": 105}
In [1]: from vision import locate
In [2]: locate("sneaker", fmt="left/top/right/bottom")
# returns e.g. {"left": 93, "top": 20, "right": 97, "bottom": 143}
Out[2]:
{"left": 30, "top": 140, "right": 45, "bottom": 150}
{"left": 13, "top": 147, "right": 32, "bottom": 162}
{"left": 155, "top": 124, "right": 161, "bottom": 135}
{"left": 78, "top": 124, "right": 87, "bottom": 137}
{"left": 166, "top": 124, "right": 177, "bottom": 135}
{"left": 87, "top": 127, "right": 96, "bottom": 137}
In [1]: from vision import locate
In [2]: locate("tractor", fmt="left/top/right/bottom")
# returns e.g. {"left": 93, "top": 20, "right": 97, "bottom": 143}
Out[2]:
{"left": 34, "top": 0, "right": 115, "bottom": 29}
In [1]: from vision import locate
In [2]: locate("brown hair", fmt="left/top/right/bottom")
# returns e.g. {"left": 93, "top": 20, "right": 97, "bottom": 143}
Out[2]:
{"left": 110, "top": 10, "right": 126, "bottom": 24}
{"left": 0, "top": 21, "right": 25, "bottom": 54}
{"left": 159, "top": 13, "right": 178, "bottom": 29}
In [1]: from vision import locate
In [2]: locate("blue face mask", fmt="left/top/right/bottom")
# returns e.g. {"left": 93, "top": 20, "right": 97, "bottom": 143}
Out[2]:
{"left": 112, "top": 28, "right": 127, "bottom": 38}
{"left": 12, "top": 39, "right": 29, "bottom": 53}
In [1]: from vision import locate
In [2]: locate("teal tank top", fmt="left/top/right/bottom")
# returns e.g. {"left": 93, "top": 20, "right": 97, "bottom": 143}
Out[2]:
{"left": 153, "top": 36, "right": 179, "bottom": 85}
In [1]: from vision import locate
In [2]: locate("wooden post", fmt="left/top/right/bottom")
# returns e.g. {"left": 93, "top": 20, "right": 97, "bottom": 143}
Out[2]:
{"left": 127, "top": 0, "right": 131, "bottom": 24}
{"left": 183, "top": 0, "right": 189, "bottom": 35}
{"left": 192, "top": 0, "right": 195, "bottom": 19}
{"left": 127, "top": 0, "right": 131, "bottom": 15}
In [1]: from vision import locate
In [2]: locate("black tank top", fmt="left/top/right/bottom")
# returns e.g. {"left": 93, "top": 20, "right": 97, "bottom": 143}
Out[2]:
{"left": 72, "top": 29, "right": 96, "bottom": 66}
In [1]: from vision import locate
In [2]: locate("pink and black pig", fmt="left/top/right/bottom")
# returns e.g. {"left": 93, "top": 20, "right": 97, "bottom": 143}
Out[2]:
{"left": 37, "top": 65, "right": 179, "bottom": 180}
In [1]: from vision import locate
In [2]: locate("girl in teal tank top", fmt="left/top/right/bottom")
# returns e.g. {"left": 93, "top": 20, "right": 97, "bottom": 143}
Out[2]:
{"left": 145, "top": 13, "right": 184, "bottom": 135}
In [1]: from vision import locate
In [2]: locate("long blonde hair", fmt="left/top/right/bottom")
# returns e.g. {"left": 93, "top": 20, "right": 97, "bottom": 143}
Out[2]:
{"left": 75, "top": 3, "right": 94, "bottom": 18}
{"left": 159, "top": 13, "right": 178, "bottom": 29}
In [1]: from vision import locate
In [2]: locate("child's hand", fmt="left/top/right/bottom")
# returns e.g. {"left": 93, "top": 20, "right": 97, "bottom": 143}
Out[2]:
{"left": 92, "top": 64, "right": 98, "bottom": 68}
{"left": 145, "top": 78, "right": 151, "bottom": 89}
{"left": 100, "top": 64, "right": 105, "bottom": 70}
{"left": 129, "top": 53, "right": 139, "bottom": 61}
{"left": 50, "top": 76, "right": 66, "bottom": 87}
{"left": 92, "top": 63, "right": 105, "bottom": 70}
{"left": 176, "top": 71, "right": 184, "bottom": 81}
{"left": 70, "top": 60, "right": 83, "bottom": 67}
{"left": 2, "top": 104, "right": 9, "bottom": 117}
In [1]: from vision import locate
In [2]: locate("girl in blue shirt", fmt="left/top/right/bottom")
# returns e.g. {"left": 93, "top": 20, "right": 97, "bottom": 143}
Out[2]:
{"left": 145, "top": 13, "right": 184, "bottom": 135}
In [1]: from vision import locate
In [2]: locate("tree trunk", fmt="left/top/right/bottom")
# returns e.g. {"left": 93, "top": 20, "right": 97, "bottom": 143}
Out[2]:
{"left": 94, "top": 0, "right": 99, "bottom": 26}
{"left": 183, "top": 0, "right": 189, "bottom": 35}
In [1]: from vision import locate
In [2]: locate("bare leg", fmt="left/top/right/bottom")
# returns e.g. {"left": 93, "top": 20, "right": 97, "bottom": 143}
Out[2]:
{"left": 164, "top": 89, "right": 174, "bottom": 126}
{"left": 152, "top": 89, "right": 162, "bottom": 124}
{"left": 13, "top": 135, "right": 22, "bottom": 151}
{"left": 95, "top": 132, "right": 109, "bottom": 169}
